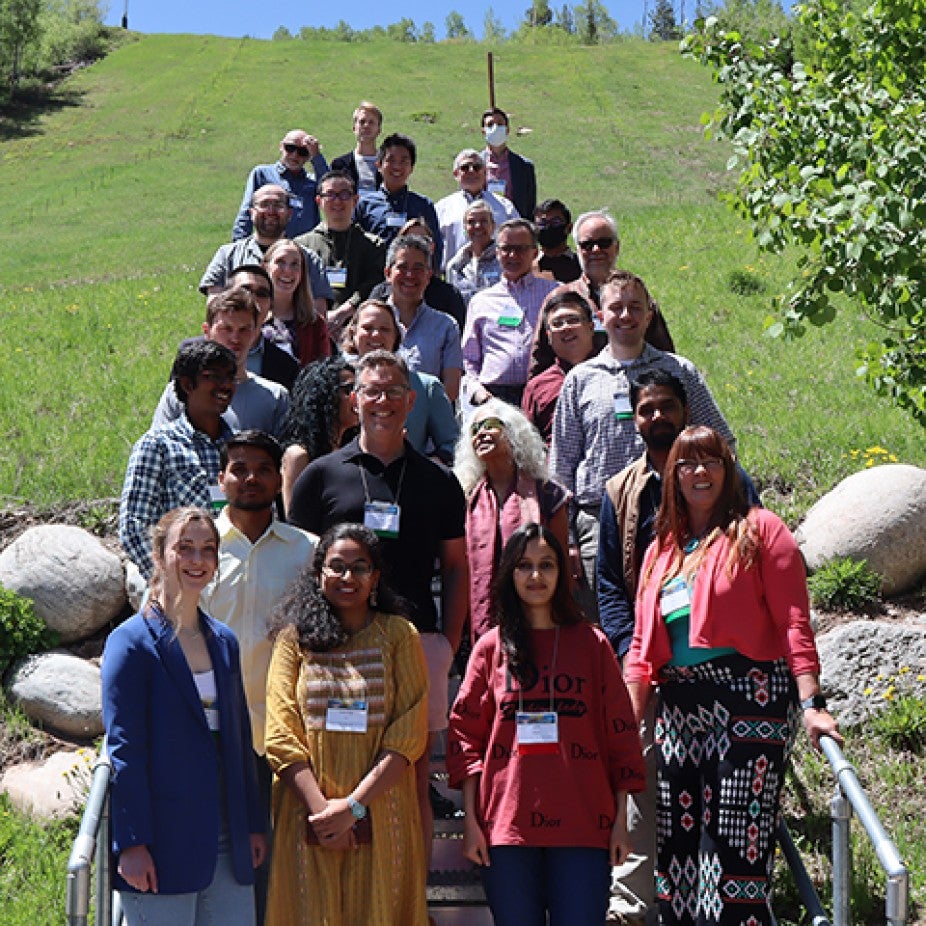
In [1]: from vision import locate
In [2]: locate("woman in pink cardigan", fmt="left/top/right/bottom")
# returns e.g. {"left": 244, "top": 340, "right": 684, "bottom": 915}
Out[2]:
{"left": 626, "top": 426, "right": 840, "bottom": 926}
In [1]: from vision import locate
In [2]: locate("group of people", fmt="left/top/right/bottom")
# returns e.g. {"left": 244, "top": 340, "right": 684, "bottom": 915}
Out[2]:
{"left": 106, "top": 99, "right": 841, "bottom": 926}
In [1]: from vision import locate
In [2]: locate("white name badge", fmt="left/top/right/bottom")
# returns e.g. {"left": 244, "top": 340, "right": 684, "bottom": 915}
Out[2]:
{"left": 481, "top": 269, "right": 501, "bottom": 285}
{"left": 203, "top": 706, "right": 220, "bottom": 732}
{"left": 290, "top": 196, "right": 304, "bottom": 211}
{"left": 487, "top": 179, "right": 506, "bottom": 196}
{"left": 208, "top": 484, "right": 226, "bottom": 513}
{"left": 364, "top": 500, "right": 401, "bottom": 539}
{"left": 386, "top": 211, "right": 407, "bottom": 228}
{"left": 613, "top": 391, "right": 633, "bottom": 420}
{"left": 498, "top": 310, "right": 523, "bottom": 328}
{"left": 325, "top": 698, "right": 369, "bottom": 733}
{"left": 326, "top": 267, "right": 347, "bottom": 287}
{"left": 516, "top": 711, "right": 559, "bottom": 754}
{"left": 661, "top": 576, "right": 691, "bottom": 623}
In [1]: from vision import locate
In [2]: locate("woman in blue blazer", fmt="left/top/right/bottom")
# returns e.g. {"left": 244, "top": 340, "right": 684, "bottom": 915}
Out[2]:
{"left": 102, "top": 506, "right": 267, "bottom": 926}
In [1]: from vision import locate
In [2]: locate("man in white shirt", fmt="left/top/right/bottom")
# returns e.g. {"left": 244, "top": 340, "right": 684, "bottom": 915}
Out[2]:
{"left": 200, "top": 430, "right": 315, "bottom": 925}
{"left": 435, "top": 148, "right": 518, "bottom": 273}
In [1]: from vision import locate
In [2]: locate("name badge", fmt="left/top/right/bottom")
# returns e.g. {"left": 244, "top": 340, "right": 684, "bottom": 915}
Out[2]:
{"left": 203, "top": 705, "right": 220, "bottom": 731}
{"left": 660, "top": 576, "right": 691, "bottom": 624}
{"left": 325, "top": 698, "right": 369, "bottom": 733}
{"left": 498, "top": 310, "right": 523, "bottom": 328}
{"left": 516, "top": 711, "right": 560, "bottom": 755}
{"left": 386, "top": 211, "right": 407, "bottom": 228}
{"left": 481, "top": 269, "right": 501, "bottom": 285}
{"left": 326, "top": 267, "right": 347, "bottom": 287}
{"left": 613, "top": 391, "right": 633, "bottom": 420}
{"left": 487, "top": 179, "right": 506, "bottom": 196}
{"left": 289, "top": 196, "right": 304, "bottom": 211}
{"left": 364, "top": 500, "right": 401, "bottom": 539}
{"left": 208, "top": 484, "right": 226, "bottom": 514}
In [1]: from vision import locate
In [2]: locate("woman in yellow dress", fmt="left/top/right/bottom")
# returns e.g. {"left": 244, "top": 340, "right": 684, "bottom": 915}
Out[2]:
{"left": 264, "top": 523, "right": 429, "bottom": 926}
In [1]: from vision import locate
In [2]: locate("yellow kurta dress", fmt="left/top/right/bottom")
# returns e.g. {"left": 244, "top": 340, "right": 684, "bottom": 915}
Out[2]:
{"left": 264, "top": 614, "right": 429, "bottom": 926}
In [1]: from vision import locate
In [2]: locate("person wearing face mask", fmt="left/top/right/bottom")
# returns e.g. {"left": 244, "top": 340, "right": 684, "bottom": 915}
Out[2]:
{"left": 481, "top": 107, "right": 537, "bottom": 220}
{"left": 533, "top": 199, "right": 581, "bottom": 284}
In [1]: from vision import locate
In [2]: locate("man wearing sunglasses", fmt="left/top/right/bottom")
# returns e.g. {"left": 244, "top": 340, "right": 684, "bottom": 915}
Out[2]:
{"left": 435, "top": 149, "right": 518, "bottom": 274}
{"left": 232, "top": 129, "right": 329, "bottom": 241}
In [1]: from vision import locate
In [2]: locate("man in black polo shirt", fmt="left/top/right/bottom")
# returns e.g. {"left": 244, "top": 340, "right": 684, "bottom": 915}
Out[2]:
{"left": 287, "top": 349, "right": 468, "bottom": 867}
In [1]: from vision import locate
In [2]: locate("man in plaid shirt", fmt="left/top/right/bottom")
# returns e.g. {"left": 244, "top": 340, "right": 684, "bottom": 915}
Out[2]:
{"left": 118, "top": 341, "right": 237, "bottom": 580}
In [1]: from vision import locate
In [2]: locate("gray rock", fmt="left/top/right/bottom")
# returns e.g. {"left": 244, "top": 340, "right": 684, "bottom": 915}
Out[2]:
{"left": 124, "top": 557, "right": 146, "bottom": 612}
{"left": 0, "top": 749, "right": 98, "bottom": 820}
{"left": 5, "top": 650, "right": 103, "bottom": 738}
{"left": 795, "top": 464, "right": 926, "bottom": 596}
{"left": 0, "top": 524, "right": 126, "bottom": 643}
{"left": 817, "top": 620, "right": 926, "bottom": 726}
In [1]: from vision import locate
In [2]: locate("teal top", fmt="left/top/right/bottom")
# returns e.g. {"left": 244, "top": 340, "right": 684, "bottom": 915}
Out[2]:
{"left": 661, "top": 574, "right": 736, "bottom": 667}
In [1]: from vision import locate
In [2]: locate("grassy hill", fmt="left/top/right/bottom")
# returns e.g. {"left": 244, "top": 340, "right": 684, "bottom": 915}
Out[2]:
{"left": 0, "top": 34, "right": 923, "bottom": 510}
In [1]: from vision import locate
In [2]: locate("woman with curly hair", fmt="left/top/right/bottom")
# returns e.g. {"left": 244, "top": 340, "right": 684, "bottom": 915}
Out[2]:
{"left": 262, "top": 239, "right": 331, "bottom": 366}
{"left": 278, "top": 357, "right": 358, "bottom": 514}
{"left": 448, "top": 523, "right": 645, "bottom": 926}
{"left": 264, "top": 523, "right": 429, "bottom": 926}
{"left": 627, "top": 426, "right": 841, "bottom": 926}
{"left": 453, "top": 398, "right": 570, "bottom": 642}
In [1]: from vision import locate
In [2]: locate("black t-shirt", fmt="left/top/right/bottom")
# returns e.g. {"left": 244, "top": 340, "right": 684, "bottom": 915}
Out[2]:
{"left": 288, "top": 437, "right": 466, "bottom": 633}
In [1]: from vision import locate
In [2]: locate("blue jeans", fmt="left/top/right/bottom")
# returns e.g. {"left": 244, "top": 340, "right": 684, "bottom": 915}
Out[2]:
{"left": 120, "top": 851, "right": 255, "bottom": 926}
{"left": 481, "top": 845, "right": 610, "bottom": 926}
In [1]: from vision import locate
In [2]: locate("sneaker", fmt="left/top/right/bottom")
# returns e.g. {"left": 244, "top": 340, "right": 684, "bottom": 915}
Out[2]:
{"left": 428, "top": 782, "right": 458, "bottom": 818}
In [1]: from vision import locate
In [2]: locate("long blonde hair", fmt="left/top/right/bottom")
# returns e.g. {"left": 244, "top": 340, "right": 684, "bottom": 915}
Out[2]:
{"left": 263, "top": 240, "right": 316, "bottom": 325}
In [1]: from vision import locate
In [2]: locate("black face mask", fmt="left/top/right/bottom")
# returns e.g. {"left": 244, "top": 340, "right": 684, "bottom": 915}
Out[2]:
{"left": 537, "top": 225, "right": 568, "bottom": 249}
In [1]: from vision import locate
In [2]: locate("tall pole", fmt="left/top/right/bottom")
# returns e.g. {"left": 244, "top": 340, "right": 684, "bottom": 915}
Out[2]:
{"left": 487, "top": 52, "right": 495, "bottom": 110}
{"left": 121, "top": 0, "right": 128, "bottom": 29}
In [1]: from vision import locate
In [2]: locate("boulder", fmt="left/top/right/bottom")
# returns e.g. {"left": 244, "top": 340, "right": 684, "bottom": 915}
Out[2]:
{"left": 817, "top": 619, "right": 926, "bottom": 726}
{"left": 0, "top": 524, "right": 126, "bottom": 642}
{"left": 0, "top": 749, "right": 98, "bottom": 820}
{"left": 124, "top": 557, "right": 146, "bottom": 612}
{"left": 795, "top": 464, "right": 926, "bottom": 596}
{"left": 5, "top": 650, "right": 103, "bottom": 738}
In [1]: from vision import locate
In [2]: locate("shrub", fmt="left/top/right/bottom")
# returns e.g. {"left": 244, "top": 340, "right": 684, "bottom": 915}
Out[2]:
{"left": 807, "top": 557, "right": 881, "bottom": 611}
{"left": 0, "top": 583, "right": 57, "bottom": 673}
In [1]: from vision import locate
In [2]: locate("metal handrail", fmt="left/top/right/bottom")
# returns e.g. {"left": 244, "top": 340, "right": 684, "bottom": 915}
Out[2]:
{"left": 65, "top": 752, "right": 115, "bottom": 926}
{"left": 820, "top": 735, "right": 909, "bottom": 926}
{"left": 777, "top": 817, "right": 831, "bottom": 926}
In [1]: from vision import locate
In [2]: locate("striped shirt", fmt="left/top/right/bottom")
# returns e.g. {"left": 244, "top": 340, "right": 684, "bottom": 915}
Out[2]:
{"left": 550, "top": 344, "right": 734, "bottom": 508}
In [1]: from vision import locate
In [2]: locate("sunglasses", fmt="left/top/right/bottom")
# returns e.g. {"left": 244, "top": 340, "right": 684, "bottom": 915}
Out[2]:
{"left": 458, "top": 163, "right": 484, "bottom": 173}
{"left": 471, "top": 416, "right": 506, "bottom": 435}
{"left": 578, "top": 236, "right": 616, "bottom": 252}
{"left": 283, "top": 143, "right": 311, "bottom": 157}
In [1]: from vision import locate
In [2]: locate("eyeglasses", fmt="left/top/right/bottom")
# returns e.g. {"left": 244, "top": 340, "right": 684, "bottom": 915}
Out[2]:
{"left": 535, "top": 217, "right": 566, "bottom": 229}
{"left": 253, "top": 200, "right": 288, "bottom": 213}
{"left": 319, "top": 189, "right": 355, "bottom": 201}
{"left": 514, "top": 560, "right": 558, "bottom": 575}
{"left": 241, "top": 284, "right": 272, "bottom": 299}
{"left": 578, "top": 237, "right": 616, "bottom": 252}
{"left": 471, "top": 416, "right": 506, "bottom": 435}
{"left": 323, "top": 561, "right": 374, "bottom": 578}
{"left": 676, "top": 458, "right": 724, "bottom": 477}
{"left": 497, "top": 243, "right": 534, "bottom": 255}
{"left": 458, "top": 163, "right": 484, "bottom": 173}
{"left": 199, "top": 370, "right": 236, "bottom": 386}
{"left": 547, "top": 313, "right": 587, "bottom": 330}
{"left": 337, "top": 381, "right": 355, "bottom": 395}
{"left": 357, "top": 384, "right": 408, "bottom": 401}
{"left": 283, "top": 143, "right": 310, "bottom": 157}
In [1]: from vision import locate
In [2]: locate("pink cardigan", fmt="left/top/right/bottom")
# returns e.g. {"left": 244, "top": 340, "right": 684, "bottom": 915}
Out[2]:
{"left": 626, "top": 508, "right": 821, "bottom": 689}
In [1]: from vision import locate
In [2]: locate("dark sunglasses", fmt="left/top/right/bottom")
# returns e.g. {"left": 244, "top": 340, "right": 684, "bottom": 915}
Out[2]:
{"left": 578, "top": 237, "right": 616, "bottom": 252}
{"left": 283, "top": 143, "right": 310, "bottom": 157}
{"left": 458, "top": 163, "right": 484, "bottom": 173}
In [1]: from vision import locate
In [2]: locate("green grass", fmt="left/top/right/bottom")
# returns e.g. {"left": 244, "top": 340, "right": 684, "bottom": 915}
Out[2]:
{"left": 0, "top": 33, "right": 922, "bottom": 510}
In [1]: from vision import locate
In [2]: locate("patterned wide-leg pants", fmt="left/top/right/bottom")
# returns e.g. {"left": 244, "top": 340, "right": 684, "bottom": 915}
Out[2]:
{"left": 654, "top": 655, "right": 798, "bottom": 926}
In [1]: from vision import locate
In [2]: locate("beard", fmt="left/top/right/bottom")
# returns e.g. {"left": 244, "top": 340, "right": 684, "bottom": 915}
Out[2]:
{"left": 645, "top": 424, "right": 681, "bottom": 452}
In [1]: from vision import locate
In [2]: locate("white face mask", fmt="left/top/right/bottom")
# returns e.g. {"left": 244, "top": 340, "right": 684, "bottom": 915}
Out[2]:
{"left": 484, "top": 123, "right": 508, "bottom": 147}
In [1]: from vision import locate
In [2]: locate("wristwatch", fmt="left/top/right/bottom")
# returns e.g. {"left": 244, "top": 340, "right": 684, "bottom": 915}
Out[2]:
{"left": 800, "top": 693, "right": 828, "bottom": 711}
{"left": 347, "top": 796, "right": 367, "bottom": 820}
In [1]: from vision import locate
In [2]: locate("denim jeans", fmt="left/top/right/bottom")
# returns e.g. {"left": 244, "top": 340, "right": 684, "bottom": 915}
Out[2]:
{"left": 120, "top": 851, "right": 255, "bottom": 926}
{"left": 481, "top": 844, "right": 610, "bottom": 926}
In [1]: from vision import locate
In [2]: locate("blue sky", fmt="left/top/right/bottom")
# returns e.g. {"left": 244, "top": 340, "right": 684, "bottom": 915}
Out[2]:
{"left": 104, "top": 0, "right": 651, "bottom": 40}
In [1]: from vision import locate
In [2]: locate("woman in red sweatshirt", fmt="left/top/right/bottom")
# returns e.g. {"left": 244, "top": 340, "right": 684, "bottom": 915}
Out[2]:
{"left": 448, "top": 523, "right": 645, "bottom": 926}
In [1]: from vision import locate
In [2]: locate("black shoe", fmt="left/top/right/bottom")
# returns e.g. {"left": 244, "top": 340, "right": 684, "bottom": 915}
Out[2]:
{"left": 429, "top": 782, "right": 458, "bottom": 818}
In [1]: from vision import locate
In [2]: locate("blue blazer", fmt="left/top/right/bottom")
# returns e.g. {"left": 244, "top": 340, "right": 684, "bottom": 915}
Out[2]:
{"left": 102, "top": 608, "right": 265, "bottom": 894}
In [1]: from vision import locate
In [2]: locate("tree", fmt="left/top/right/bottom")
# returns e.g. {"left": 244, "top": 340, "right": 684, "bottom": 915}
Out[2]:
{"left": 420, "top": 21, "right": 436, "bottom": 42}
{"left": 272, "top": 26, "right": 292, "bottom": 40}
{"left": 574, "top": 0, "right": 618, "bottom": 43}
{"left": 444, "top": 10, "right": 473, "bottom": 39}
{"left": 649, "top": 0, "right": 681, "bottom": 39}
{"left": 0, "top": 0, "right": 43, "bottom": 89}
{"left": 555, "top": 4, "right": 576, "bottom": 33}
{"left": 386, "top": 17, "right": 418, "bottom": 42}
{"left": 683, "top": 0, "right": 926, "bottom": 424}
{"left": 524, "top": 0, "right": 554, "bottom": 26}
{"left": 484, "top": 7, "right": 507, "bottom": 41}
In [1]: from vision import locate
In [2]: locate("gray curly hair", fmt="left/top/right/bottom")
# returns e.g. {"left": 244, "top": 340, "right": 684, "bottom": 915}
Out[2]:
{"left": 453, "top": 399, "right": 550, "bottom": 495}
